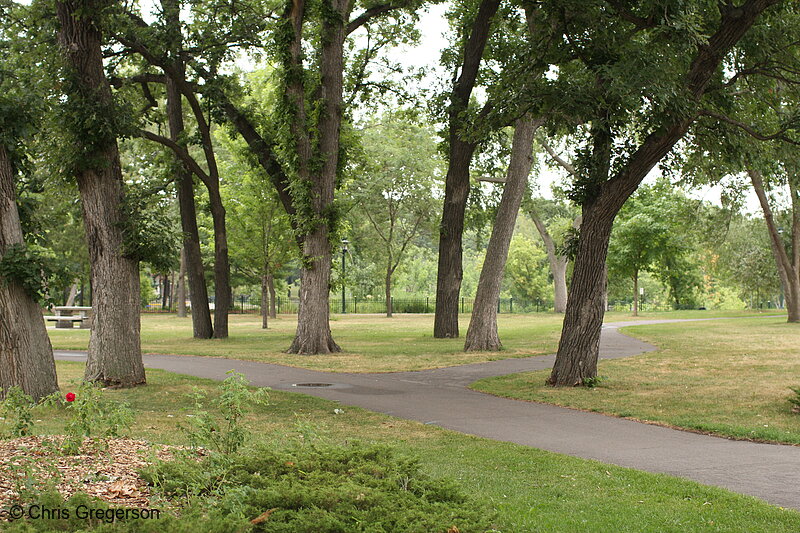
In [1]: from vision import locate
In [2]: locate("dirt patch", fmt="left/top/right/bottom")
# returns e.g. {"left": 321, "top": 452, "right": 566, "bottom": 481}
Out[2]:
{"left": 0, "top": 436, "right": 200, "bottom": 509}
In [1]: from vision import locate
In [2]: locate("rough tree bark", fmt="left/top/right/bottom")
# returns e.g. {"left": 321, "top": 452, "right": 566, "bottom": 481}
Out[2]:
{"left": 548, "top": 0, "right": 777, "bottom": 387}
{"left": 285, "top": 0, "right": 351, "bottom": 354}
{"left": 465, "top": 117, "right": 542, "bottom": 351}
{"left": 56, "top": 0, "right": 145, "bottom": 387}
{"left": 748, "top": 167, "right": 800, "bottom": 322}
{"left": 0, "top": 145, "right": 59, "bottom": 401}
{"left": 434, "top": 0, "right": 502, "bottom": 338}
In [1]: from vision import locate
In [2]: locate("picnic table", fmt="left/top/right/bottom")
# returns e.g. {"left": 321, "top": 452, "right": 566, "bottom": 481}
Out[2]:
{"left": 43, "top": 306, "right": 93, "bottom": 329}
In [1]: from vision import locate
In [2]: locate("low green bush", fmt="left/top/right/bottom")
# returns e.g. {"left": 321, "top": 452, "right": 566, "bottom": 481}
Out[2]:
{"left": 141, "top": 442, "right": 497, "bottom": 532}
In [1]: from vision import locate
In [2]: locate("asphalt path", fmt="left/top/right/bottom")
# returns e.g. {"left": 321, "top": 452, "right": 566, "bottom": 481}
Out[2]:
{"left": 54, "top": 317, "right": 800, "bottom": 510}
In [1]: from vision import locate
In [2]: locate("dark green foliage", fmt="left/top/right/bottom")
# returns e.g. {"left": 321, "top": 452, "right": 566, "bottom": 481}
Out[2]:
{"left": 0, "top": 243, "right": 70, "bottom": 306}
{"left": 117, "top": 188, "right": 180, "bottom": 273}
{"left": 142, "top": 442, "right": 497, "bottom": 533}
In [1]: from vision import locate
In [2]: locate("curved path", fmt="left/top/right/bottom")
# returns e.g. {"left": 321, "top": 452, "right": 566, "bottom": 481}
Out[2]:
{"left": 55, "top": 318, "right": 800, "bottom": 510}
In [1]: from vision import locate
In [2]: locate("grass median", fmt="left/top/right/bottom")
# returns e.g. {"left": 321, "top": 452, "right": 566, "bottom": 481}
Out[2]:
{"left": 472, "top": 316, "right": 800, "bottom": 444}
{"left": 15, "top": 361, "right": 800, "bottom": 532}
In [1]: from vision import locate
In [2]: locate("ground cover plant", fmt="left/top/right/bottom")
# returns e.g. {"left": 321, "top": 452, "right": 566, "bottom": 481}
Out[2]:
{"left": 472, "top": 317, "right": 800, "bottom": 444}
{"left": 46, "top": 311, "right": 776, "bottom": 373}
{"left": 1, "top": 362, "right": 798, "bottom": 532}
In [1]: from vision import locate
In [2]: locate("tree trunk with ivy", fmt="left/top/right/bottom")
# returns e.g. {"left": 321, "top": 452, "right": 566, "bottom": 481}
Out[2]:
{"left": 56, "top": 0, "right": 145, "bottom": 387}
{"left": 465, "top": 117, "right": 541, "bottom": 351}
{"left": 434, "top": 0, "right": 501, "bottom": 339}
{"left": 283, "top": 0, "right": 350, "bottom": 354}
{"left": 0, "top": 145, "right": 59, "bottom": 401}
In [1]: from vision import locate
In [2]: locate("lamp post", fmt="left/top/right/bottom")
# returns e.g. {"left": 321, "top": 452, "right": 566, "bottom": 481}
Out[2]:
{"left": 341, "top": 239, "right": 349, "bottom": 314}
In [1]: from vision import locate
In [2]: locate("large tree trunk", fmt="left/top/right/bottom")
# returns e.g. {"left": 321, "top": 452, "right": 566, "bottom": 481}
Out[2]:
{"left": 56, "top": 0, "right": 145, "bottom": 388}
{"left": 748, "top": 168, "right": 800, "bottom": 322}
{"left": 284, "top": 0, "right": 349, "bottom": 354}
{"left": 548, "top": 203, "right": 615, "bottom": 386}
{"left": 434, "top": 0, "right": 502, "bottom": 339}
{"left": 0, "top": 145, "right": 59, "bottom": 401}
{"left": 176, "top": 246, "right": 187, "bottom": 317}
{"left": 465, "top": 117, "right": 541, "bottom": 351}
{"left": 288, "top": 227, "right": 340, "bottom": 354}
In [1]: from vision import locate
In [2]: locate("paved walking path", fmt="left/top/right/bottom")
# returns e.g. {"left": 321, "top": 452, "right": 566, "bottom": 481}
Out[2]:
{"left": 55, "top": 317, "right": 800, "bottom": 510}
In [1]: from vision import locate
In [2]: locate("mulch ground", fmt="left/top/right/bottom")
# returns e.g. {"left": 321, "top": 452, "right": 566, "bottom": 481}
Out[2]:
{"left": 0, "top": 436, "right": 198, "bottom": 509}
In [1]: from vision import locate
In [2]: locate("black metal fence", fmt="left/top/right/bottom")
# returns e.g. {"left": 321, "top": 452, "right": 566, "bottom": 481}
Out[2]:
{"left": 144, "top": 294, "right": 787, "bottom": 315}
{"left": 143, "top": 296, "right": 556, "bottom": 314}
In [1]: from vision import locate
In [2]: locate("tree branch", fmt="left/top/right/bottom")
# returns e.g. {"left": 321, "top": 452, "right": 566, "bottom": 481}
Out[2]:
{"left": 698, "top": 109, "right": 800, "bottom": 144}
{"left": 138, "top": 129, "right": 214, "bottom": 189}
{"left": 539, "top": 137, "right": 578, "bottom": 177}
{"left": 346, "top": 1, "right": 412, "bottom": 35}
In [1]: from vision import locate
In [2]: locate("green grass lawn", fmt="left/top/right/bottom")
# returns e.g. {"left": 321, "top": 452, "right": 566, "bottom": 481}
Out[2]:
{"left": 16, "top": 362, "right": 800, "bottom": 532}
{"left": 472, "top": 316, "right": 800, "bottom": 444}
{"left": 47, "top": 309, "right": 780, "bottom": 373}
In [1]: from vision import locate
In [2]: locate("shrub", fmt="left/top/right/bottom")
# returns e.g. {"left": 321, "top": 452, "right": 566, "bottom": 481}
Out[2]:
{"left": 44, "top": 382, "right": 134, "bottom": 454}
{"left": 181, "top": 371, "right": 269, "bottom": 455}
{"left": 1, "top": 386, "right": 36, "bottom": 437}
{"left": 141, "top": 442, "right": 497, "bottom": 532}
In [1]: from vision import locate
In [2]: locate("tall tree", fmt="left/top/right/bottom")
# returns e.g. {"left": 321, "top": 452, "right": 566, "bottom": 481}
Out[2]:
{"left": 115, "top": 2, "right": 232, "bottom": 338}
{"left": 465, "top": 116, "right": 542, "bottom": 350}
{"left": 748, "top": 165, "right": 800, "bottom": 321}
{"left": 0, "top": 39, "right": 59, "bottom": 400}
{"left": 434, "top": 0, "right": 502, "bottom": 338}
{"left": 55, "top": 0, "right": 145, "bottom": 387}
{"left": 547, "top": 0, "right": 783, "bottom": 386}
{"left": 162, "top": 0, "right": 213, "bottom": 337}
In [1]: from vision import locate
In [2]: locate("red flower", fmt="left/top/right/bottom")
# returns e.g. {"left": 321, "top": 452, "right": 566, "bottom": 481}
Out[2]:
{"left": 65, "top": 393, "right": 76, "bottom": 402}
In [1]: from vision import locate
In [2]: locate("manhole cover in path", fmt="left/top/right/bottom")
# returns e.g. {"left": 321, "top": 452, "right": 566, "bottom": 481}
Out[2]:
{"left": 293, "top": 383, "right": 334, "bottom": 388}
